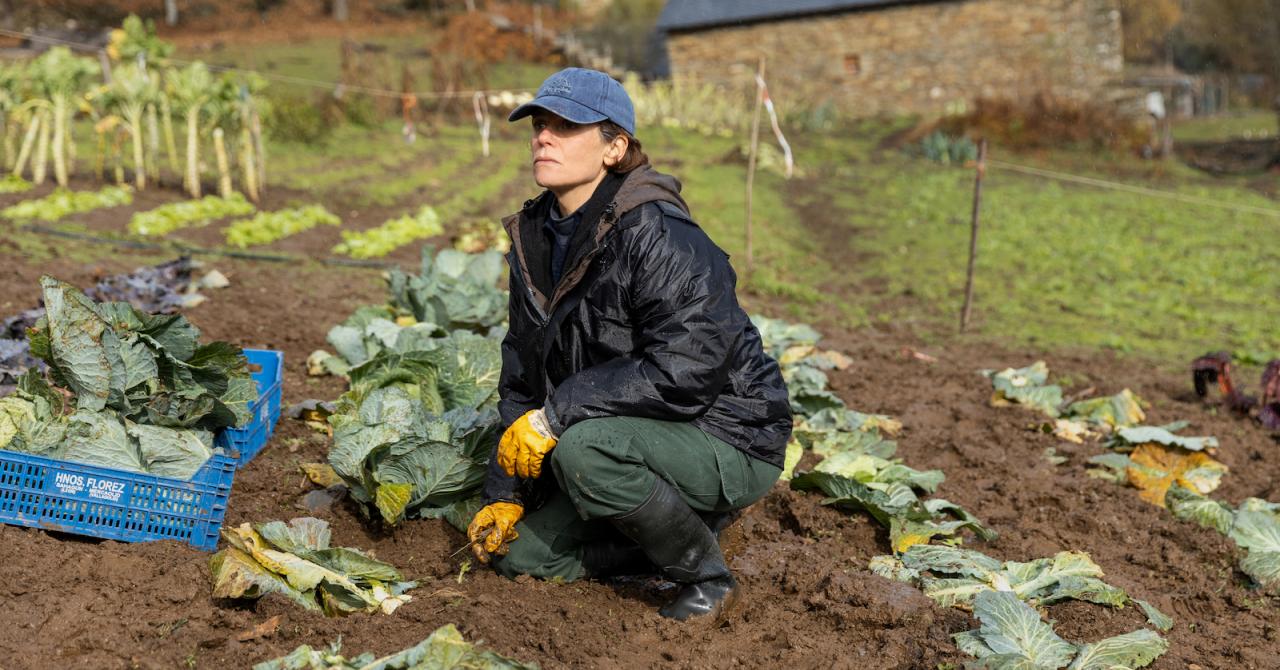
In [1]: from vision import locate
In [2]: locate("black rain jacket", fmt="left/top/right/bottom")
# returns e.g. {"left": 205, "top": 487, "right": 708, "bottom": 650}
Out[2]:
{"left": 481, "top": 165, "right": 792, "bottom": 506}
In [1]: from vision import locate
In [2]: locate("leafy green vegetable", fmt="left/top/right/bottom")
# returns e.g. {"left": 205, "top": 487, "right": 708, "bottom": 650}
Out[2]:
{"left": 1, "top": 186, "right": 132, "bottom": 222}
{"left": 1228, "top": 508, "right": 1280, "bottom": 594}
{"left": 1063, "top": 389, "right": 1145, "bottom": 430}
{"left": 210, "top": 517, "right": 417, "bottom": 617}
{"left": 1165, "top": 485, "right": 1234, "bottom": 534}
{"left": 1109, "top": 425, "right": 1218, "bottom": 452}
{"left": 312, "top": 248, "right": 510, "bottom": 527}
{"left": 1133, "top": 599, "right": 1174, "bottom": 632}
{"left": 386, "top": 247, "right": 507, "bottom": 334}
{"left": 1067, "top": 629, "right": 1168, "bottom": 670}
{"left": 0, "top": 175, "right": 32, "bottom": 194}
{"left": 954, "top": 591, "right": 1078, "bottom": 669}
{"left": 224, "top": 205, "right": 341, "bottom": 248}
{"left": 791, "top": 471, "right": 994, "bottom": 553}
{"left": 127, "top": 193, "right": 255, "bottom": 236}
{"left": 984, "top": 362, "right": 1063, "bottom": 416}
{"left": 750, "top": 314, "right": 821, "bottom": 357}
{"left": 1, "top": 276, "right": 255, "bottom": 479}
{"left": 253, "top": 624, "right": 538, "bottom": 670}
{"left": 879, "top": 544, "right": 1165, "bottom": 619}
{"left": 955, "top": 591, "right": 1168, "bottom": 670}
{"left": 334, "top": 205, "right": 443, "bottom": 259}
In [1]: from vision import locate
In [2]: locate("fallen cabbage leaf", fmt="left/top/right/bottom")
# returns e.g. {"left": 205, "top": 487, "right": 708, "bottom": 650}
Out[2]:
{"left": 953, "top": 591, "right": 1167, "bottom": 670}
{"left": 1064, "top": 389, "right": 1145, "bottom": 430}
{"left": 1111, "top": 425, "right": 1218, "bottom": 452}
{"left": 1229, "top": 508, "right": 1280, "bottom": 594}
{"left": 1126, "top": 444, "right": 1227, "bottom": 507}
{"left": 984, "top": 362, "right": 1064, "bottom": 416}
{"left": 209, "top": 518, "right": 416, "bottom": 617}
{"left": 252, "top": 623, "right": 537, "bottom": 670}
{"left": 301, "top": 462, "right": 344, "bottom": 488}
{"left": 953, "top": 590, "right": 1077, "bottom": 669}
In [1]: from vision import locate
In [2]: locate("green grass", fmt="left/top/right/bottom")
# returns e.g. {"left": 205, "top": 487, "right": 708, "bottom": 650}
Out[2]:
{"left": 644, "top": 127, "right": 838, "bottom": 318}
{"left": 818, "top": 138, "right": 1280, "bottom": 361}
{"left": 1173, "top": 110, "right": 1278, "bottom": 143}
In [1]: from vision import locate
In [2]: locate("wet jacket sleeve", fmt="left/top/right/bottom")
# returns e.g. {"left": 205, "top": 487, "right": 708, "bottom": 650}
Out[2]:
{"left": 483, "top": 276, "right": 541, "bottom": 505}
{"left": 544, "top": 213, "right": 740, "bottom": 434}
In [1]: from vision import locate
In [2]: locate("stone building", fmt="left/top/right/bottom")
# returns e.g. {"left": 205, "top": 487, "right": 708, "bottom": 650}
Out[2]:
{"left": 656, "top": 0, "right": 1124, "bottom": 117}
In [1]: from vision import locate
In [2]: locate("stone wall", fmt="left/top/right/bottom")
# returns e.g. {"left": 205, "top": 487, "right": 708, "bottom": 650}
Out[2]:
{"left": 664, "top": 0, "right": 1123, "bottom": 117}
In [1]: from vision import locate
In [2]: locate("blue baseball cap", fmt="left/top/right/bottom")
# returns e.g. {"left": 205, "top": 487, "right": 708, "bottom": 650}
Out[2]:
{"left": 508, "top": 67, "right": 636, "bottom": 136}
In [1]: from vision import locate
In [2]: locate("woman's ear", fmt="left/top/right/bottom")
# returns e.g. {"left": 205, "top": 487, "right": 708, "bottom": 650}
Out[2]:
{"left": 604, "top": 134, "right": 629, "bottom": 167}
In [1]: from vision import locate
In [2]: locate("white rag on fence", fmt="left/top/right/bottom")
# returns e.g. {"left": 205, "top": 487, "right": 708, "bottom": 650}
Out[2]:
{"left": 756, "top": 73, "right": 794, "bottom": 179}
{"left": 473, "top": 92, "right": 491, "bottom": 158}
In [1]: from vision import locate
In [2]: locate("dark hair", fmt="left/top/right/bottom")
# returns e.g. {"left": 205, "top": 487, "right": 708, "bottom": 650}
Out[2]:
{"left": 598, "top": 121, "right": 649, "bottom": 173}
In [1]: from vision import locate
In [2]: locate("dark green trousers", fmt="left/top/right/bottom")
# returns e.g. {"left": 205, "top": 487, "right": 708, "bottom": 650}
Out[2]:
{"left": 491, "top": 416, "right": 781, "bottom": 581}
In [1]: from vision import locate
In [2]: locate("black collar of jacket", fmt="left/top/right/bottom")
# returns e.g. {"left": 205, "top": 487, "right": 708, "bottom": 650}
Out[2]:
{"left": 517, "top": 171, "right": 627, "bottom": 306}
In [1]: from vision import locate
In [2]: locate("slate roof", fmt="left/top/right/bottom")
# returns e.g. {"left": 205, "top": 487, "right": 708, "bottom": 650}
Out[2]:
{"left": 656, "top": 0, "right": 950, "bottom": 32}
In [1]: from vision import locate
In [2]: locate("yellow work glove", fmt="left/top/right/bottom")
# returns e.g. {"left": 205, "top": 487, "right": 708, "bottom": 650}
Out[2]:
{"left": 497, "top": 408, "right": 558, "bottom": 479}
{"left": 467, "top": 501, "right": 523, "bottom": 563}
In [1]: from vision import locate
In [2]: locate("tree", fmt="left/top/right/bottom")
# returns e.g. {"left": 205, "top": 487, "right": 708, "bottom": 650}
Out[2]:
{"left": 333, "top": 0, "right": 349, "bottom": 21}
{"left": 1119, "top": 0, "right": 1182, "bottom": 64}
{"left": 165, "top": 0, "right": 179, "bottom": 26}
{"left": 1183, "top": 0, "right": 1280, "bottom": 80}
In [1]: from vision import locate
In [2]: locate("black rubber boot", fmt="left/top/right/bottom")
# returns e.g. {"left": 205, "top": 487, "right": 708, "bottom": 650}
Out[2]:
{"left": 610, "top": 478, "right": 738, "bottom": 621}
{"left": 698, "top": 509, "right": 742, "bottom": 537}
{"left": 581, "top": 540, "right": 654, "bottom": 578}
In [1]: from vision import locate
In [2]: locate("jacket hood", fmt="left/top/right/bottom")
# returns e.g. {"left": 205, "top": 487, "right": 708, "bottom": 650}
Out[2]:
{"left": 611, "top": 165, "right": 690, "bottom": 219}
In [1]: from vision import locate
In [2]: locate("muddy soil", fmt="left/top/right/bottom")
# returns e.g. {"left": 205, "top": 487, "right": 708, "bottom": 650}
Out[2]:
{"left": 0, "top": 213, "right": 1277, "bottom": 670}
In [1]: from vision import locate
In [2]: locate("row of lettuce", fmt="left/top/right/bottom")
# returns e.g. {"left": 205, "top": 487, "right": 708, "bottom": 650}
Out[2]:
{"left": 0, "top": 184, "right": 509, "bottom": 259}
{"left": 987, "top": 361, "right": 1280, "bottom": 599}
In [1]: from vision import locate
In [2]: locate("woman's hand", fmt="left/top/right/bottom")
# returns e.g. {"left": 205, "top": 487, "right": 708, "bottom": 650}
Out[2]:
{"left": 497, "top": 409, "right": 558, "bottom": 479}
{"left": 467, "top": 502, "right": 524, "bottom": 563}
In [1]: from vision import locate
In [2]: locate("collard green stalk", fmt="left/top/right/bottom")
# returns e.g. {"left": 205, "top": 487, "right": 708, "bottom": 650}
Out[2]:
{"left": 240, "top": 122, "right": 259, "bottom": 202}
{"left": 184, "top": 104, "right": 200, "bottom": 196}
{"left": 104, "top": 65, "right": 158, "bottom": 190}
{"left": 213, "top": 128, "right": 231, "bottom": 198}
{"left": 28, "top": 47, "right": 95, "bottom": 187}
{"left": 160, "top": 93, "right": 179, "bottom": 174}
{"left": 3, "top": 117, "right": 17, "bottom": 171}
{"left": 251, "top": 106, "right": 265, "bottom": 193}
{"left": 65, "top": 101, "right": 77, "bottom": 174}
{"left": 166, "top": 63, "right": 213, "bottom": 198}
{"left": 0, "top": 62, "right": 21, "bottom": 170}
{"left": 51, "top": 95, "right": 68, "bottom": 185}
{"left": 112, "top": 127, "right": 126, "bottom": 185}
{"left": 33, "top": 108, "right": 50, "bottom": 184}
{"left": 146, "top": 103, "right": 160, "bottom": 180}
{"left": 11, "top": 107, "right": 41, "bottom": 178}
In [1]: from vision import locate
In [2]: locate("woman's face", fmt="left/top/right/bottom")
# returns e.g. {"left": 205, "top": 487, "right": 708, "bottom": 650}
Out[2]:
{"left": 529, "top": 110, "right": 616, "bottom": 191}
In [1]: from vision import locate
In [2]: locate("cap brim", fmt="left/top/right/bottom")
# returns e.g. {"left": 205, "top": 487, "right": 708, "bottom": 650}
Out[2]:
{"left": 508, "top": 95, "right": 608, "bottom": 125}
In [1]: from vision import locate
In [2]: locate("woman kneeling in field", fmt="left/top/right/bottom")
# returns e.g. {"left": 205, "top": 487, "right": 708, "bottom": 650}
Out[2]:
{"left": 467, "top": 67, "right": 792, "bottom": 621}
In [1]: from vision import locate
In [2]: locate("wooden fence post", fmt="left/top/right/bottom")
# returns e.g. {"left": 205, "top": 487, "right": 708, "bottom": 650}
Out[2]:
{"left": 744, "top": 56, "right": 765, "bottom": 285}
{"left": 960, "top": 138, "right": 988, "bottom": 332}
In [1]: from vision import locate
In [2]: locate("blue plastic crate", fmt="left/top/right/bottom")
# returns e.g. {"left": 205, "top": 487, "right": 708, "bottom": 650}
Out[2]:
{"left": 215, "top": 348, "right": 283, "bottom": 467}
{"left": 0, "top": 449, "right": 236, "bottom": 551}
